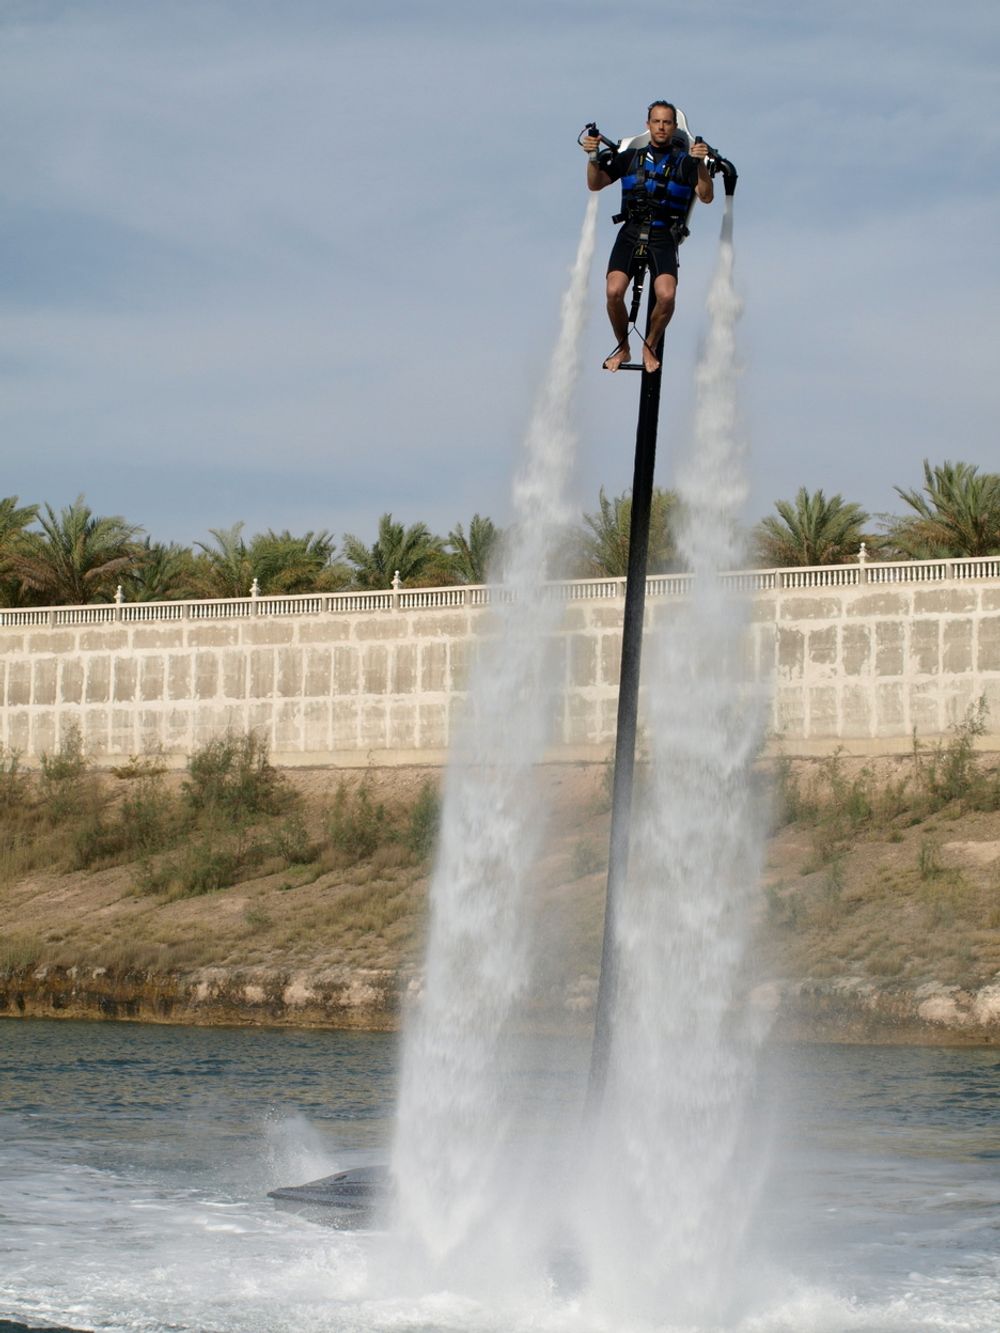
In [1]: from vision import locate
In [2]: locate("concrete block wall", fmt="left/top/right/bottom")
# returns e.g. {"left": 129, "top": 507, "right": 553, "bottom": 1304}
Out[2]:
{"left": 1, "top": 577, "right": 999, "bottom": 765}
{"left": 755, "top": 580, "right": 1000, "bottom": 752}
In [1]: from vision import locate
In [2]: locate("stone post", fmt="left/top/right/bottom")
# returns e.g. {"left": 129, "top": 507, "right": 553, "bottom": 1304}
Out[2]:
{"left": 391, "top": 570, "right": 401, "bottom": 611}
{"left": 858, "top": 541, "right": 868, "bottom": 585}
{"left": 114, "top": 584, "right": 124, "bottom": 622}
{"left": 250, "top": 577, "right": 260, "bottom": 616}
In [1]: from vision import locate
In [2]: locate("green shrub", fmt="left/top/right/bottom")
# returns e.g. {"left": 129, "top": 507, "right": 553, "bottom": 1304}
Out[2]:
{"left": 924, "top": 699, "right": 988, "bottom": 804}
{"left": 119, "top": 773, "right": 175, "bottom": 855}
{"left": 173, "top": 839, "right": 243, "bottom": 895}
{"left": 406, "top": 780, "right": 440, "bottom": 860}
{"left": 269, "top": 813, "right": 319, "bottom": 865}
{"left": 39, "top": 726, "right": 90, "bottom": 820}
{"left": 71, "top": 812, "right": 126, "bottom": 869}
{"left": 329, "top": 780, "right": 385, "bottom": 862}
{"left": 135, "top": 857, "right": 173, "bottom": 895}
{"left": 111, "top": 753, "right": 167, "bottom": 780}
{"left": 183, "top": 732, "right": 284, "bottom": 821}
{"left": 70, "top": 772, "right": 175, "bottom": 870}
{"left": 0, "top": 746, "right": 25, "bottom": 811}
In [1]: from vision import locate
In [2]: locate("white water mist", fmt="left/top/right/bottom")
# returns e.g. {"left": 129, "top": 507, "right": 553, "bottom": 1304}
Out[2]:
{"left": 582, "top": 197, "right": 770, "bottom": 1326}
{"left": 391, "top": 198, "right": 598, "bottom": 1287}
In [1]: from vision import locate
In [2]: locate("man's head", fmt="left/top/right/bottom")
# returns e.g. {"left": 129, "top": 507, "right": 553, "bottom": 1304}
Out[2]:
{"left": 646, "top": 101, "right": 677, "bottom": 148}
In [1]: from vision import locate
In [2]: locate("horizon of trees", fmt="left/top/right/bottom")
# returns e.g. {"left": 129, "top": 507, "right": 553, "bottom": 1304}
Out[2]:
{"left": 1, "top": 460, "right": 998, "bottom": 608}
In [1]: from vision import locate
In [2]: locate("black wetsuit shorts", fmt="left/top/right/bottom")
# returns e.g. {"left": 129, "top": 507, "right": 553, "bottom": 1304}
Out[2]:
{"left": 607, "top": 223, "right": 680, "bottom": 280}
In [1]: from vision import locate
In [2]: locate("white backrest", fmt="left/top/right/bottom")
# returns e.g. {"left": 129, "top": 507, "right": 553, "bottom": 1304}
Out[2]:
{"left": 617, "top": 106, "right": 692, "bottom": 154}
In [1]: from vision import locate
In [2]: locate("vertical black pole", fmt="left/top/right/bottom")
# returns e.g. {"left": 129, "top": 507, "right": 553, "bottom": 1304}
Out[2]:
{"left": 587, "top": 300, "right": 664, "bottom": 1113}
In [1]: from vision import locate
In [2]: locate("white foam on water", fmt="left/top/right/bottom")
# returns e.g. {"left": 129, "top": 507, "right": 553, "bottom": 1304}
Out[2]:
{"left": 389, "top": 197, "right": 599, "bottom": 1288}
{"left": 3, "top": 1121, "right": 998, "bottom": 1332}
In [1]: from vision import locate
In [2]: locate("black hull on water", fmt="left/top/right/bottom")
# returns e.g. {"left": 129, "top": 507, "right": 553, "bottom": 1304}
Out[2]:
{"left": 0, "top": 1323, "right": 90, "bottom": 1333}
{"left": 267, "top": 1164, "right": 390, "bottom": 1226}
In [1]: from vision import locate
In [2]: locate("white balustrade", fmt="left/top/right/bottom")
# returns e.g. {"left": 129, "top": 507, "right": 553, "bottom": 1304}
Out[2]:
{"left": 2, "top": 553, "right": 999, "bottom": 630}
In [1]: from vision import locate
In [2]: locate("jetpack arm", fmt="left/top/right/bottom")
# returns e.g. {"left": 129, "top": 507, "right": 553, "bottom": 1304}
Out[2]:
{"left": 578, "top": 122, "right": 618, "bottom": 172}
{"left": 693, "top": 136, "right": 738, "bottom": 195}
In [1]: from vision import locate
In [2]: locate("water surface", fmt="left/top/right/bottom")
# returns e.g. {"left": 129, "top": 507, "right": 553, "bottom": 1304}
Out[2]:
{"left": 1, "top": 1021, "right": 997, "bottom": 1332}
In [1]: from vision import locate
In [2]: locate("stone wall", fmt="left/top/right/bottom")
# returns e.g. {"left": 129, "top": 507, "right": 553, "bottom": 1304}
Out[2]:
{"left": 765, "top": 580, "right": 1000, "bottom": 752}
{"left": 2, "top": 576, "right": 999, "bottom": 765}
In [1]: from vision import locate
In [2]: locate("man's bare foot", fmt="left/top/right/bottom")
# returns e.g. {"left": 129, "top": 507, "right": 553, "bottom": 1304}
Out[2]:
{"left": 641, "top": 342, "right": 661, "bottom": 373}
{"left": 603, "top": 343, "right": 631, "bottom": 372}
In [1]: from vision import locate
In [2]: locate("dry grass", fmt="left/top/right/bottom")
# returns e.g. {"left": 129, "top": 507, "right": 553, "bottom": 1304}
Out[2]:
{"left": 761, "top": 722, "right": 1000, "bottom": 991}
{"left": 3, "top": 725, "right": 999, "bottom": 1009}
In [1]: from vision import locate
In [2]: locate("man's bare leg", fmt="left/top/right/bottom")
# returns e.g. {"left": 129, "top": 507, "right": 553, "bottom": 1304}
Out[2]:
{"left": 603, "top": 270, "right": 631, "bottom": 371}
{"left": 641, "top": 273, "right": 678, "bottom": 373}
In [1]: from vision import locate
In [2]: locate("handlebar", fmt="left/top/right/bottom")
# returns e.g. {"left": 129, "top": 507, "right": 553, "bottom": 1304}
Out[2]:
{"left": 578, "top": 123, "right": 738, "bottom": 195}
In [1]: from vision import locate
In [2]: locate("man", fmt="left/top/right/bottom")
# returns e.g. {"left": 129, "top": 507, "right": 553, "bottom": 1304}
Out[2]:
{"left": 581, "top": 102, "right": 714, "bottom": 373}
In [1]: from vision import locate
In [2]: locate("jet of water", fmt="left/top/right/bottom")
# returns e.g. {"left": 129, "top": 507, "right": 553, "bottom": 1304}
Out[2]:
{"left": 390, "top": 197, "right": 599, "bottom": 1287}
{"left": 580, "top": 197, "right": 772, "bottom": 1327}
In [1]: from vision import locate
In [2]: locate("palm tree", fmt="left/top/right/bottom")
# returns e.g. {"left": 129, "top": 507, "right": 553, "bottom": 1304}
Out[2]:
{"left": 11, "top": 495, "right": 142, "bottom": 604}
{"left": 447, "top": 514, "right": 502, "bottom": 584}
{"left": 754, "top": 487, "right": 869, "bottom": 567}
{"left": 576, "top": 487, "right": 678, "bottom": 577}
{"left": 193, "top": 523, "right": 254, "bottom": 597}
{"left": 121, "top": 540, "right": 201, "bottom": 601}
{"left": 884, "top": 459, "right": 1000, "bottom": 558}
{"left": 249, "top": 529, "right": 350, "bottom": 593}
{"left": 0, "top": 496, "right": 39, "bottom": 605}
{"left": 342, "top": 514, "right": 447, "bottom": 588}
{"left": 194, "top": 524, "right": 351, "bottom": 597}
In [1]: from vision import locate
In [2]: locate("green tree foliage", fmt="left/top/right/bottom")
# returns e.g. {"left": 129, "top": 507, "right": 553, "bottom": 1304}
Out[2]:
{"left": 447, "top": 514, "right": 502, "bottom": 584}
{"left": 122, "top": 540, "right": 201, "bottom": 602}
{"left": 754, "top": 487, "right": 869, "bottom": 567}
{"left": 251, "top": 529, "right": 349, "bottom": 593}
{"left": 193, "top": 524, "right": 349, "bottom": 597}
{"left": 576, "top": 487, "right": 678, "bottom": 577}
{"left": 0, "top": 495, "right": 40, "bottom": 605}
{"left": 193, "top": 523, "right": 254, "bottom": 597}
{"left": 342, "top": 513, "right": 447, "bottom": 588}
{"left": 11, "top": 495, "right": 142, "bottom": 605}
{"left": 885, "top": 459, "right": 1000, "bottom": 558}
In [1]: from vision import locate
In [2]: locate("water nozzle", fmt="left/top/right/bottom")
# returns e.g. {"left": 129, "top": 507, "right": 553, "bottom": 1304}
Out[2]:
{"left": 717, "top": 158, "right": 738, "bottom": 196}
{"left": 695, "top": 136, "right": 738, "bottom": 196}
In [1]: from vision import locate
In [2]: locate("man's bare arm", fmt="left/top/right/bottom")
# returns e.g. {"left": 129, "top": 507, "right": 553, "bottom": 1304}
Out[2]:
{"left": 581, "top": 135, "right": 612, "bottom": 191}
{"left": 689, "top": 141, "right": 714, "bottom": 204}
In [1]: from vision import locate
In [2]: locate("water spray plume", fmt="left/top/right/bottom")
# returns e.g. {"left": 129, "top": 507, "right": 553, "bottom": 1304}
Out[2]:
{"left": 580, "top": 194, "right": 770, "bottom": 1326}
{"left": 391, "top": 197, "right": 598, "bottom": 1283}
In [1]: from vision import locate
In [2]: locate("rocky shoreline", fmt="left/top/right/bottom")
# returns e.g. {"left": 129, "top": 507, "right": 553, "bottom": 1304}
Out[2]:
{"left": 3, "top": 962, "right": 999, "bottom": 1045}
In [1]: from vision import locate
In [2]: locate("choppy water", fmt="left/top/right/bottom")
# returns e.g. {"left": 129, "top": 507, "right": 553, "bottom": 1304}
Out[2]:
{"left": 1, "top": 1020, "right": 997, "bottom": 1332}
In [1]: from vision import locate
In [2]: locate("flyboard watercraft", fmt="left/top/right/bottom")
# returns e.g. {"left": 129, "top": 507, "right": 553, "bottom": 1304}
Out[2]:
{"left": 267, "top": 1164, "right": 390, "bottom": 1227}
{"left": 578, "top": 110, "right": 737, "bottom": 369}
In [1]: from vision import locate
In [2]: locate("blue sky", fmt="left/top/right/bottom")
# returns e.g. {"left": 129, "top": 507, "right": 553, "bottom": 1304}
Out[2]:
{"left": 2, "top": 0, "right": 998, "bottom": 551}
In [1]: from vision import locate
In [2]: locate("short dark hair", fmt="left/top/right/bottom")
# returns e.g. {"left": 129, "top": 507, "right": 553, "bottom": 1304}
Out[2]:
{"left": 647, "top": 101, "right": 677, "bottom": 120}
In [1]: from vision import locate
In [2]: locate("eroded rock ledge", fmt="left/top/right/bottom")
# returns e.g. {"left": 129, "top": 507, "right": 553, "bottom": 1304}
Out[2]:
{"left": 2, "top": 964, "right": 999, "bottom": 1044}
{"left": 0, "top": 963, "right": 406, "bottom": 1030}
{"left": 768, "top": 974, "right": 1000, "bottom": 1044}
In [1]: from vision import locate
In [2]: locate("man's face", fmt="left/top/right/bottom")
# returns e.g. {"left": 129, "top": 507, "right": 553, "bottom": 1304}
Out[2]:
{"left": 647, "top": 106, "right": 676, "bottom": 148}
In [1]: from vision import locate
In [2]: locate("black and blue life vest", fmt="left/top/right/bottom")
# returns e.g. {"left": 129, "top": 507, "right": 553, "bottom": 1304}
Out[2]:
{"left": 619, "top": 146, "right": 694, "bottom": 231}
